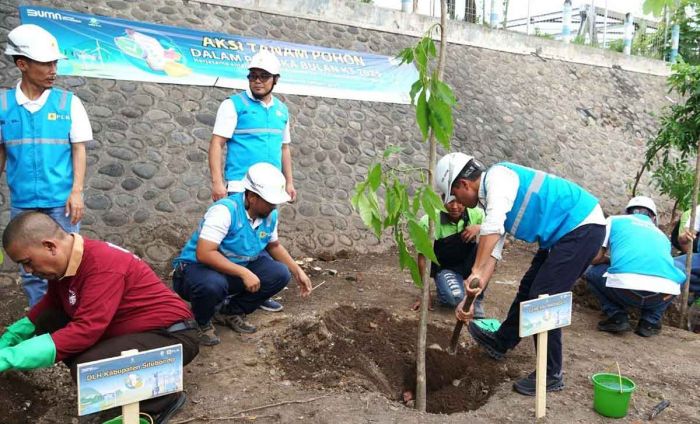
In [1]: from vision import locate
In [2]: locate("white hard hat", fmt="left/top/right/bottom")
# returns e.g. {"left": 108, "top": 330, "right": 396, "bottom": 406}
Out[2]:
{"left": 626, "top": 196, "right": 657, "bottom": 217}
{"left": 248, "top": 50, "right": 281, "bottom": 75}
{"left": 435, "top": 153, "right": 484, "bottom": 201}
{"left": 5, "top": 24, "right": 66, "bottom": 62}
{"left": 243, "top": 163, "right": 290, "bottom": 205}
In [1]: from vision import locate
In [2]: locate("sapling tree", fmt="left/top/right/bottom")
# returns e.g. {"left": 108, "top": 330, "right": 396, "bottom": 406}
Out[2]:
{"left": 351, "top": 0, "right": 455, "bottom": 412}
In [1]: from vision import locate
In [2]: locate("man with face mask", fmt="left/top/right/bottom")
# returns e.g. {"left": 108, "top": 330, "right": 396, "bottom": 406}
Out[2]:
{"left": 173, "top": 163, "right": 312, "bottom": 346}
{"left": 208, "top": 50, "right": 295, "bottom": 313}
{"left": 1, "top": 24, "right": 91, "bottom": 307}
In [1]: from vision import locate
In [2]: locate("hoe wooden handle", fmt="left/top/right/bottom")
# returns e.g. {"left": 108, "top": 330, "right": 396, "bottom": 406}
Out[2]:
{"left": 448, "top": 278, "right": 481, "bottom": 354}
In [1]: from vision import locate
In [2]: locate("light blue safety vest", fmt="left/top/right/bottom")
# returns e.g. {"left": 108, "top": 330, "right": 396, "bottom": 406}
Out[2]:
{"left": 174, "top": 192, "right": 277, "bottom": 266}
{"left": 225, "top": 92, "right": 288, "bottom": 182}
{"left": 608, "top": 214, "right": 686, "bottom": 284}
{"left": 0, "top": 88, "right": 73, "bottom": 208}
{"left": 488, "top": 162, "right": 599, "bottom": 248}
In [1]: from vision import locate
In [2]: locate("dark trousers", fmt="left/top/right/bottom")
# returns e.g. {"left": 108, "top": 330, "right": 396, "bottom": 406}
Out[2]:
{"left": 34, "top": 309, "right": 199, "bottom": 415}
{"left": 494, "top": 224, "right": 606, "bottom": 377}
{"left": 174, "top": 251, "right": 291, "bottom": 325}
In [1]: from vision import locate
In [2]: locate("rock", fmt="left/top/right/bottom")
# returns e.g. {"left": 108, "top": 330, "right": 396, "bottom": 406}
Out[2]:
{"left": 243, "top": 358, "right": 257, "bottom": 367}
{"left": 428, "top": 343, "right": 443, "bottom": 351}
{"left": 368, "top": 322, "right": 378, "bottom": 329}
{"left": 452, "top": 379, "right": 461, "bottom": 387}
{"left": 326, "top": 269, "right": 338, "bottom": 276}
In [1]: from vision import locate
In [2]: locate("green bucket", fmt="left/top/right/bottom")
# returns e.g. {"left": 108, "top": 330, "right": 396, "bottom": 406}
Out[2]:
{"left": 591, "top": 373, "right": 636, "bottom": 418}
{"left": 102, "top": 416, "right": 152, "bottom": 424}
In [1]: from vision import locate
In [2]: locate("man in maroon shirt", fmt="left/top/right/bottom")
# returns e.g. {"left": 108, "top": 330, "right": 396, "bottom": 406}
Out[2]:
{"left": 0, "top": 211, "right": 199, "bottom": 423}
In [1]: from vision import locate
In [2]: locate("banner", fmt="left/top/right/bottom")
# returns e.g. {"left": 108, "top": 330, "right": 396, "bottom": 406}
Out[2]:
{"left": 19, "top": 6, "right": 418, "bottom": 104}
{"left": 77, "top": 344, "right": 184, "bottom": 416}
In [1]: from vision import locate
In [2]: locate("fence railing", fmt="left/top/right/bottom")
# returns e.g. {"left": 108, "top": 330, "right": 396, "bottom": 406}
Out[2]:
{"left": 383, "top": 1, "right": 675, "bottom": 63}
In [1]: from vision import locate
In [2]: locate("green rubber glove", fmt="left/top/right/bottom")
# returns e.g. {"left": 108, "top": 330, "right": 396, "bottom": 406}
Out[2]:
{"left": 0, "top": 317, "right": 36, "bottom": 349}
{"left": 0, "top": 333, "right": 56, "bottom": 372}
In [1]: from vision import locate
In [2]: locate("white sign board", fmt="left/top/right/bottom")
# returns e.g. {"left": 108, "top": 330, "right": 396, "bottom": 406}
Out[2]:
{"left": 519, "top": 292, "right": 572, "bottom": 338}
{"left": 77, "top": 344, "right": 183, "bottom": 416}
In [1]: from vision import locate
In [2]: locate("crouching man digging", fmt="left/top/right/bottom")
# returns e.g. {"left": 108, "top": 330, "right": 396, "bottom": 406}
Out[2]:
{"left": 173, "top": 163, "right": 312, "bottom": 345}
{"left": 0, "top": 212, "right": 199, "bottom": 423}
{"left": 436, "top": 153, "right": 605, "bottom": 396}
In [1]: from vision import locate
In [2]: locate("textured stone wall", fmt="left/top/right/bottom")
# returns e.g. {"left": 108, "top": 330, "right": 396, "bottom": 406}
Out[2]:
{"left": 0, "top": 0, "right": 671, "bottom": 274}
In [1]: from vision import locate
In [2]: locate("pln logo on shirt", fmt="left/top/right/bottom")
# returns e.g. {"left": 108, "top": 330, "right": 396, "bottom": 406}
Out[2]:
{"left": 259, "top": 231, "right": 268, "bottom": 239}
{"left": 47, "top": 113, "right": 70, "bottom": 121}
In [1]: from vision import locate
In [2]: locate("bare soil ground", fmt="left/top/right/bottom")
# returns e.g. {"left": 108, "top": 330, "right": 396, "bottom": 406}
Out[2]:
{"left": 0, "top": 242, "right": 699, "bottom": 423}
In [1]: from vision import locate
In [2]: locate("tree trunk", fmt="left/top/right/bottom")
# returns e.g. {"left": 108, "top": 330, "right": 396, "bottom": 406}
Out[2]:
{"left": 681, "top": 139, "right": 700, "bottom": 329}
{"left": 415, "top": 0, "right": 448, "bottom": 413}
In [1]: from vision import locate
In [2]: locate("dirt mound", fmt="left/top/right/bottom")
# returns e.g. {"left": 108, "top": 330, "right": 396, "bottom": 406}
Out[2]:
{"left": 0, "top": 372, "right": 54, "bottom": 423}
{"left": 274, "top": 306, "right": 510, "bottom": 414}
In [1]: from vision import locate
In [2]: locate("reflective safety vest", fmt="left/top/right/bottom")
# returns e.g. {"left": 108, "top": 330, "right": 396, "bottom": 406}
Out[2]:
{"left": 225, "top": 92, "right": 288, "bottom": 182}
{"left": 488, "top": 162, "right": 599, "bottom": 248}
{"left": 174, "top": 192, "right": 277, "bottom": 266}
{"left": 608, "top": 214, "right": 686, "bottom": 284}
{"left": 0, "top": 88, "right": 73, "bottom": 208}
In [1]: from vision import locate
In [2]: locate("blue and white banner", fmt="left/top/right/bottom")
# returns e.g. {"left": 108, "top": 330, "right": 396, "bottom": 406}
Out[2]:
{"left": 76, "top": 344, "right": 183, "bottom": 416}
{"left": 19, "top": 6, "right": 418, "bottom": 104}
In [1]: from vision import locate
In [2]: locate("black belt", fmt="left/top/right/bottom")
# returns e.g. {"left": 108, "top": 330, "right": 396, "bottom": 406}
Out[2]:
{"left": 618, "top": 289, "right": 671, "bottom": 303}
{"left": 166, "top": 319, "right": 198, "bottom": 333}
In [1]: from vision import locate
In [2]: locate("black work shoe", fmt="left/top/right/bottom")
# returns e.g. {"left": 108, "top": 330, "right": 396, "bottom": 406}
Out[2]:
{"left": 467, "top": 321, "right": 506, "bottom": 360}
{"left": 635, "top": 319, "right": 661, "bottom": 337}
{"left": 513, "top": 371, "right": 564, "bottom": 396}
{"left": 597, "top": 313, "right": 631, "bottom": 333}
{"left": 214, "top": 312, "right": 257, "bottom": 333}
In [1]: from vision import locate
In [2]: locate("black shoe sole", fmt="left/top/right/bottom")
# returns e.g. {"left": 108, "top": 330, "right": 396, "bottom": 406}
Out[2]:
{"left": 597, "top": 322, "right": 631, "bottom": 333}
{"left": 467, "top": 322, "right": 505, "bottom": 360}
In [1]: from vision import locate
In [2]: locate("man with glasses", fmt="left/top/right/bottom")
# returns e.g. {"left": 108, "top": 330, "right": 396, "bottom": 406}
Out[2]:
{"left": 172, "top": 163, "right": 312, "bottom": 346}
{"left": 584, "top": 196, "right": 685, "bottom": 337}
{"left": 1, "top": 24, "right": 91, "bottom": 307}
{"left": 436, "top": 153, "right": 606, "bottom": 396}
{"left": 208, "top": 49, "right": 296, "bottom": 313}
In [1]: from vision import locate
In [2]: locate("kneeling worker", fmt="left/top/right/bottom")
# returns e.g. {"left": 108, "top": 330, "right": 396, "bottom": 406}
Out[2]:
{"left": 173, "top": 163, "right": 312, "bottom": 345}
{"left": 585, "top": 196, "right": 685, "bottom": 337}
{"left": 0, "top": 212, "right": 199, "bottom": 423}
{"left": 414, "top": 195, "right": 490, "bottom": 317}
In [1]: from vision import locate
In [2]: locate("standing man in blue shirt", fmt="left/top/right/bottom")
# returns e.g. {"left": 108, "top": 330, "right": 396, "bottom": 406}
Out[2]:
{"left": 436, "top": 153, "right": 606, "bottom": 396}
{"left": 208, "top": 50, "right": 295, "bottom": 313}
{"left": 584, "top": 196, "right": 685, "bottom": 337}
{"left": 1, "top": 24, "right": 91, "bottom": 307}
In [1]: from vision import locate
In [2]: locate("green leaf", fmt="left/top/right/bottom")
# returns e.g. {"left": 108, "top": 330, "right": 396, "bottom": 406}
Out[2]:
{"left": 416, "top": 91, "right": 430, "bottom": 140}
{"left": 428, "top": 96, "right": 454, "bottom": 148}
{"left": 426, "top": 38, "right": 437, "bottom": 58}
{"left": 355, "top": 192, "right": 375, "bottom": 229}
{"left": 409, "top": 79, "right": 423, "bottom": 105}
{"left": 420, "top": 189, "right": 439, "bottom": 224}
{"left": 395, "top": 48, "right": 413, "bottom": 65}
{"left": 368, "top": 163, "right": 382, "bottom": 191}
{"left": 397, "top": 232, "right": 422, "bottom": 287}
{"left": 424, "top": 186, "right": 447, "bottom": 212}
{"left": 433, "top": 80, "right": 457, "bottom": 106}
{"left": 408, "top": 218, "right": 437, "bottom": 263}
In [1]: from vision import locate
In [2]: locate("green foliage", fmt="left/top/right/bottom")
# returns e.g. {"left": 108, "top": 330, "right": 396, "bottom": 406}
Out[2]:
{"left": 651, "top": 160, "right": 695, "bottom": 211}
{"left": 395, "top": 25, "right": 456, "bottom": 149}
{"left": 607, "top": 39, "right": 625, "bottom": 53}
{"left": 533, "top": 27, "right": 554, "bottom": 40}
{"left": 353, "top": 25, "right": 456, "bottom": 288}
{"left": 641, "top": 0, "right": 700, "bottom": 64}
{"left": 637, "top": 62, "right": 700, "bottom": 214}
